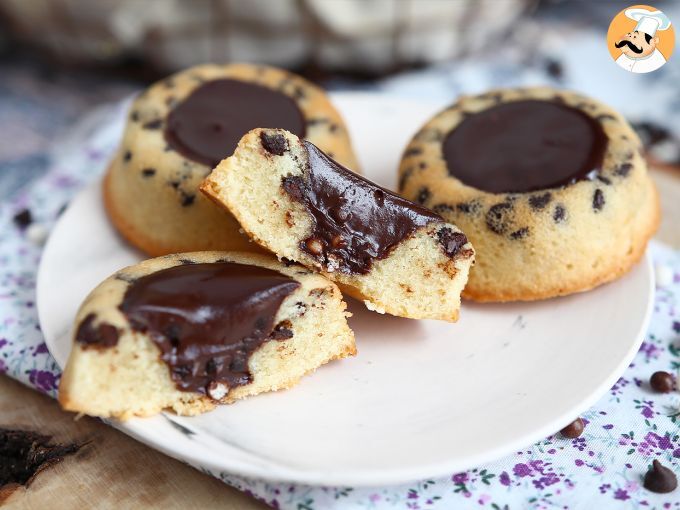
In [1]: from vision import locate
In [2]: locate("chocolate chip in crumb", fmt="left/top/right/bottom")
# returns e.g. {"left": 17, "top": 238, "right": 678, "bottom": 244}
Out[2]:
{"left": 529, "top": 192, "right": 552, "bottom": 211}
{"left": 644, "top": 460, "right": 678, "bottom": 493}
{"left": 650, "top": 371, "right": 674, "bottom": 393}
{"left": 553, "top": 204, "right": 567, "bottom": 223}
{"left": 510, "top": 227, "right": 529, "bottom": 240}
{"left": 13, "top": 209, "right": 32, "bottom": 229}
{"left": 485, "top": 202, "right": 513, "bottom": 235}
{"left": 416, "top": 187, "right": 431, "bottom": 205}
{"left": 560, "top": 418, "right": 584, "bottom": 438}
{"left": 130, "top": 111, "right": 139, "bottom": 122}
{"left": 142, "top": 168, "right": 156, "bottom": 177}
{"left": 123, "top": 150, "right": 132, "bottom": 162}
{"left": 270, "top": 320, "right": 294, "bottom": 340}
{"left": 260, "top": 131, "right": 289, "bottom": 156}
{"left": 181, "top": 193, "right": 195, "bottom": 207}
{"left": 143, "top": 119, "right": 163, "bottom": 130}
{"left": 305, "top": 238, "right": 324, "bottom": 255}
{"left": 593, "top": 189, "right": 605, "bottom": 211}
{"left": 404, "top": 147, "right": 423, "bottom": 157}
{"left": 437, "top": 227, "right": 468, "bottom": 257}
{"left": 615, "top": 163, "right": 633, "bottom": 177}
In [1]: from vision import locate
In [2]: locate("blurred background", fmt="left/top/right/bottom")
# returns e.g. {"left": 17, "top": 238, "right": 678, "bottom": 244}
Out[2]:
{"left": 1, "top": 0, "right": 679, "bottom": 200}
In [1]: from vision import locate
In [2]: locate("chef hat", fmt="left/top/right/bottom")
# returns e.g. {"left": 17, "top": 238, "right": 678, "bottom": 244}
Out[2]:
{"left": 625, "top": 8, "right": 672, "bottom": 37}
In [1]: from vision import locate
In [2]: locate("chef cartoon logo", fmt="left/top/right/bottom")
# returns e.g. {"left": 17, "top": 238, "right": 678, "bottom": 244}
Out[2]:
{"left": 607, "top": 5, "right": 674, "bottom": 73}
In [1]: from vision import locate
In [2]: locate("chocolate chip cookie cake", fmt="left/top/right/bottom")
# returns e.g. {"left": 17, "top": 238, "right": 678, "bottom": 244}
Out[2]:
{"left": 105, "top": 63, "right": 359, "bottom": 256}
{"left": 201, "top": 128, "right": 475, "bottom": 322}
{"left": 58, "top": 252, "right": 356, "bottom": 419}
{"left": 398, "top": 87, "right": 660, "bottom": 302}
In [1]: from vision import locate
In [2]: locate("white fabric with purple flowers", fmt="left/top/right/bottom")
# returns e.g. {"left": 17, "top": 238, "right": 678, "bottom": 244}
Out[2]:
{"left": 2, "top": 99, "right": 680, "bottom": 509}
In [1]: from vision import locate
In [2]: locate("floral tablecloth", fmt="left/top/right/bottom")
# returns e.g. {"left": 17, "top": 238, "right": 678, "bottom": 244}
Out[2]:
{"left": 0, "top": 96, "right": 679, "bottom": 509}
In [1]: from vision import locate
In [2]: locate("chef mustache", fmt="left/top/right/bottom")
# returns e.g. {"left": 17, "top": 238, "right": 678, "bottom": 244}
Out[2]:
{"left": 615, "top": 39, "right": 643, "bottom": 54}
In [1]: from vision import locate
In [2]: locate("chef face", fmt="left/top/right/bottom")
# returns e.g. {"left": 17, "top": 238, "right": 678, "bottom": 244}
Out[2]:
{"left": 615, "top": 30, "right": 658, "bottom": 58}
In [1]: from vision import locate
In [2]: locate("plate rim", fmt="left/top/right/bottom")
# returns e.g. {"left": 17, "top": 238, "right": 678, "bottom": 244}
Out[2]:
{"left": 36, "top": 91, "right": 656, "bottom": 487}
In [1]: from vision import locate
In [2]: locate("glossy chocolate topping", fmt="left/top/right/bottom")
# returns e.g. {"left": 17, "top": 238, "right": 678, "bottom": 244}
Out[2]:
{"left": 443, "top": 100, "right": 608, "bottom": 193}
{"left": 282, "top": 141, "right": 442, "bottom": 274}
{"left": 165, "top": 79, "right": 306, "bottom": 167}
{"left": 119, "top": 262, "right": 300, "bottom": 396}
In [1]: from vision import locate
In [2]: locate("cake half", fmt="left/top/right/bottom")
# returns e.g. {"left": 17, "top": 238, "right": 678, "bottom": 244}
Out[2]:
{"left": 201, "top": 129, "right": 475, "bottom": 322}
{"left": 58, "top": 251, "right": 355, "bottom": 419}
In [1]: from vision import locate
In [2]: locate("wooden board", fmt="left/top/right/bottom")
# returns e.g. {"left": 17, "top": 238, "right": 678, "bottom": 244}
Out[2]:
{"left": 1, "top": 166, "right": 678, "bottom": 509}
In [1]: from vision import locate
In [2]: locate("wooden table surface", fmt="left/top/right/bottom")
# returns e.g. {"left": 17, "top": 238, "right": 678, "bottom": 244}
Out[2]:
{"left": 2, "top": 165, "right": 678, "bottom": 509}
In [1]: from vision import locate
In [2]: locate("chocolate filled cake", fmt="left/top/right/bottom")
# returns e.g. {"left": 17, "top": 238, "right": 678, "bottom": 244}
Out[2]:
{"left": 58, "top": 252, "right": 356, "bottom": 419}
{"left": 398, "top": 87, "right": 660, "bottom": 302}
{"left": 104, "top": 63, "right": 359, "bottom": 256}
{"left": 201, "top": 128, "right": 475, "bottom": 322}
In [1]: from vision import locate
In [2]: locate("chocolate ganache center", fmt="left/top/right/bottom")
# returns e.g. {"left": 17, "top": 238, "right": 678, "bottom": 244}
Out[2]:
{"left": 443, "top": 100, "right": 608, "bottom": 193}
{"left": 282, "top": 141, "right": 442, "bottom": 275}
{"left": 119, "top": 262, "right": 300, "bottom": 395}
{"left": 165, "top": 79, "right": 306, "bottom": 167}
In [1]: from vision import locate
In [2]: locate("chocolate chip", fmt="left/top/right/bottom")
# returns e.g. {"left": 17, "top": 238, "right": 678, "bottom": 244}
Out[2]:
{"left": 165, "top": 324, "right": 181, "bottom": 348}
{"left": 293, "top": 86, "right": 306, "bottom": 100}
{"left": 437, "top": 227, "right": 468, "bottom": 257}
{"left": 174, "top": 364, "right": 192, "bottom": 380}
{"left": 181, "top": 193, "right": 195, "bottom": 207}
{"left": 13, "top": 209, "right": 32, "bottom": 229}
{"left": 374, "top": 189, "right": 385, "bottom": 206}
{"left": 650, "top": 371, "right": 674, "bottom": 393}
{"left": 485, "top": 202, "right": 513, "bottom": 235}
{"left": 305, "top": 238, "right": 324, "bottom": 255}
{"left": 593, "top": 189, "right": 605, "bottom": 211}
{"left": 403, "top": 147, "right": 423, "bottom": 157}
{"left": 270, "top": 320, "right": 294, "bottom": 340}
{"left": 615, "top": 163, "right": 633, "bottom": 177}
{"left": 597, "top": 175, "right": 612, "bottom": 185}
{"left": 75, "top": 313, "right": 120, "bottom": 349}
{"left": 560, "top": 418, "right": 584, "bottom": 438}
{"left": 644, "top": 460, "right": 677, "bottom": 493}
{"left": 528, "top": 192, "right": 552, "bottom": 211}
{"left": 282, "top": 175, "right": 304, "bottom": 200}
{"left": 328, "top": 123, "right": 338, "bottom": 133}
{"left": 418, "top": 162, "right": 427, "bottom": 170}
{"left": 306, "top": 118, "right": 328, "bottom": 126}
{"left": 178, "top": 258, "right": 197, "bottom": 265}
{"left": 510, "top": 227, "right": 529, "bottom": 240}
{"left": 433, "top": 203, "right": 454, "bottom": 214}
{"left": 416, "top": 187, "right": 431, "bottom": 205}
{"left": 205, "top": 358, "right": 217, "bottom": 375}
{"left": 260, "top": 131, "right": 289, "bottom": 156}
{"left": 143, "top": 119, "right": 163, "bottom": 130}
{"left": 553, "top": 204, "right": 567, "bottom": 223}
{"left": 142, "top": 168, "right": 156, "bottom": 177}
{"left": 130, "top": 111, "right": 139, "bottom": 122}
{"left": 281, "top": 257, "right": 296, "bottom": 267}
{"left": 123, "top": 150, "right": 132, "bottom": 162}
{"left": 230, "top": 350, "right": 249, "bottom": 372}
{"left": 456, "top": 201, "right": 482, "bottom": 214}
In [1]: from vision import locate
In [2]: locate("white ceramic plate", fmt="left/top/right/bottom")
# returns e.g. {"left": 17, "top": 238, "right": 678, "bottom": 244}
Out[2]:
{"left": 37, "top": 93, "right": 654, "bottom": 487}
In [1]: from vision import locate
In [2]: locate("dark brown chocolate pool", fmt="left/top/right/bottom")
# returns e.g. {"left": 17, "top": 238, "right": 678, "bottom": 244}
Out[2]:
{"left": 443, "top": 99, "right": 608, "bottom": 193}
{"left": 165, "top": 79, "right": 306, "bottom": 167}
{"left": 118, "top": 262, "right": 300, "bottom": 396}
{"left": 282, "top": 141, "right": 443, "bottom": 275}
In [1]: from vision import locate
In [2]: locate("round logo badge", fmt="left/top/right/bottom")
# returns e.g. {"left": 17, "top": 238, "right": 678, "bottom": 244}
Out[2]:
{"left": 607, "top": 4, "right": 674, "bottom": 73}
